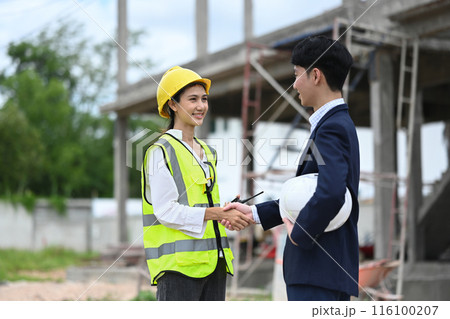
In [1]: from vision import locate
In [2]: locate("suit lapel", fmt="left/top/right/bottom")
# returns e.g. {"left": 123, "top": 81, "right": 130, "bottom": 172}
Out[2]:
{"left": 313, "top": 104, "right": 348, "bottom": 134}
{"left": 296, "top": 131, "right": 317, "bottom": 176}
{"left": 295, "top": 104, "right": 348, "bottom": 176}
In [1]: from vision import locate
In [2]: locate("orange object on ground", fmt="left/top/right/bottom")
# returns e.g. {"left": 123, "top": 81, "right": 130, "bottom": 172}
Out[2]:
{"left": 359, "top": 259, "right": 400, "bottom": 289}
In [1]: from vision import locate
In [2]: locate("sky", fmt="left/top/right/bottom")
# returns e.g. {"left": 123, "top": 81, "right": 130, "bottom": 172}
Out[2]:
{"left": 0, "top": 0, "right": 448, "bottom": 198}
{"left": 0, "top": 0, "right": 342, "bottom": 81}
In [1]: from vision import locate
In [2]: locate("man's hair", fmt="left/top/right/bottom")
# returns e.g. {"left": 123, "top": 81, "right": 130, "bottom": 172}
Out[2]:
{"left": 291, "top": 36, "right": 353, "bottom": 92}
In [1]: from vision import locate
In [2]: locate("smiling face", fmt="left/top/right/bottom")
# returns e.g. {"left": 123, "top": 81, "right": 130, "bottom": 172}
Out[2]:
{"left": 169, "top": 84, "right": 208, "bottom": 129}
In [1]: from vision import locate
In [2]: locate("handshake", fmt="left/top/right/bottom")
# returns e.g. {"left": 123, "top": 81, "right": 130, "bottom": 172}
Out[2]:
{"left": 206, "top": 192, "right": 297, "bottom": 244}
{"left": 220, "top": 201, "right": 255, "bottom": 231}
{"left": 218, "top": 192, "right": 263, "bottom": 231}
{"left": 205, "top": 200, "right": 254, "bottom": 231}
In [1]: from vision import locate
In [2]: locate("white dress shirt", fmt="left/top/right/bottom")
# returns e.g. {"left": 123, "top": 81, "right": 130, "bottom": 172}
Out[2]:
{"left": 250, "top": 98, "right": 346, "bottom": 223}
{"left": 144, "top": 129, "right": 210, "bottom": 238}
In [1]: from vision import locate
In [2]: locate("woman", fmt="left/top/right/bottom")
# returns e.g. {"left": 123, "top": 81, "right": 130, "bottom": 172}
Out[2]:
{"left": 141, "top": 66, "right": 253, "bottom": 301}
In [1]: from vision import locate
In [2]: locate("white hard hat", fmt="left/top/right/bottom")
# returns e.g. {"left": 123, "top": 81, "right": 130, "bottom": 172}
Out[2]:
{"left": 279, "top": 173, "right": 352, "bottom": 232}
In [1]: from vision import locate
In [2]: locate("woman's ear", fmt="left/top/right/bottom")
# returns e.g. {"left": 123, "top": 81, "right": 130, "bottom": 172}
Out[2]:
{"left": 168, "top": 99, "right": 177, "bottom": 112}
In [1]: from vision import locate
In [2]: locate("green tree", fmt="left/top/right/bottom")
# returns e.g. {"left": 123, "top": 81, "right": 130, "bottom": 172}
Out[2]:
{"left": 0, "top": 21, "right": 156, "bottom": 202}
{"left": 0, "top": 103, "right": 43, "bottom": 194}
{"left": 1, "top": 69, "right": 79, "bottom": 196}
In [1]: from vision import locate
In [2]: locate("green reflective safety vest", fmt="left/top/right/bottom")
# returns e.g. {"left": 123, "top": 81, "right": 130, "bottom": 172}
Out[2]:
{"left": 141, "top": 133, "right": 234, "bottom": 285}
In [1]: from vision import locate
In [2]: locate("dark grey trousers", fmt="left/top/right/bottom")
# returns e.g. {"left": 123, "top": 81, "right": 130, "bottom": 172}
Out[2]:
{"left": 156, "top": 258, "right": 228, "bottom": 301}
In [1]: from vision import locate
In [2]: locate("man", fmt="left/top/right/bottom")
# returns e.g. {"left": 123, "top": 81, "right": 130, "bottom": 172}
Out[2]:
{"left": 225, "top": 36, "right": 360, "bottom": 301}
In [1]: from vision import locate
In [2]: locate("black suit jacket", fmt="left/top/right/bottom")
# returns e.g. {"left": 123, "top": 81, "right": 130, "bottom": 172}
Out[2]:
{"left": 256, "top": 104, "right": 360, "bottom": 296}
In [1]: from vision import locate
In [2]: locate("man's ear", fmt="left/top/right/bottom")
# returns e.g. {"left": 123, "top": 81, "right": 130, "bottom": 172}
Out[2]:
{"left": 312, "top": 68, "right": 322, "bottom": 85}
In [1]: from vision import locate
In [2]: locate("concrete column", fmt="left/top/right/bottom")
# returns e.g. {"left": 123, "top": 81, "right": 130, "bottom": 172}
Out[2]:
{"left": 195, "top": 0, "right": 209, "bottom": 138}
{"left": 407, "top": 90, "right": 423, "bottom": 261}
{"left": 117, "top": 0, "right": 128, "bottom": 88}
{"left": 370, "top": 49, "right": 397, "bottom": 259}
{"left": 196, "top": 0, "right": 208, "bottom": 57}
{"left": 86, "top": 207, "right": 93, "bottom": 252}
{"left": 244, "top": 0, "right": 253, "bottom": 41}
{"left": 116, "top": 0, "right": 129, "bottom": 244}
{"left": 114, "top": 116, "right": 129, "bottom": 244}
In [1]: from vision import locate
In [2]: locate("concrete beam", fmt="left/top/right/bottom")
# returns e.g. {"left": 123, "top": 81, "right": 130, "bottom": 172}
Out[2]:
{"left": 389, "top": 0, "right": 450, "bottom": 37}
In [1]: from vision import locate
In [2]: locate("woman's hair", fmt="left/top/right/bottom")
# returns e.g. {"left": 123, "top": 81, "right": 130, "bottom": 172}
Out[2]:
{"left": 166, "top": 106, "right": 176, "bottom": 131}
{"left": 164, "top": 81, "right": 207, "bottom": 131}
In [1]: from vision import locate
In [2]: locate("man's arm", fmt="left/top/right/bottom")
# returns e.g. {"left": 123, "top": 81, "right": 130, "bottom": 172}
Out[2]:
{"left": 255, "top": 200, "right": 283, "bottom": 230}
{"left": 290, "top": 123, "right": 350, "bottom": 249}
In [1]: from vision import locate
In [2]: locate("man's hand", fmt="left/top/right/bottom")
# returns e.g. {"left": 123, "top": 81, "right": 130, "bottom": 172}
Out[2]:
{"left": 282, "top": 218, "right": 298, "bottom": 246}
{"left": 221, "top": 202, "right": 254, "bottom": 231}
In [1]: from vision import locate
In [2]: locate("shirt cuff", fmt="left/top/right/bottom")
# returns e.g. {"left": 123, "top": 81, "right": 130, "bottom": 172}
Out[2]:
{"left": 184, "top": 206, "right": 207, "bottom": 233}
{"left": 251, "top": 205, "right": 261, "bottom": 224}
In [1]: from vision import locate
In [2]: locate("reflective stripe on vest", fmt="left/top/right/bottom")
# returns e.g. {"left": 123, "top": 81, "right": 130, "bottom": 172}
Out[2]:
{"left": 157, "top": 138, "right": 189, "bottom": 206}
{"left": 145, "top": 237, "right": 230, "bottom": 260}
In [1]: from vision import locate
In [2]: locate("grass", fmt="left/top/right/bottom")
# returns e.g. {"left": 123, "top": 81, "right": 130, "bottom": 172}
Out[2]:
{"left": 130, "top": 290, "right": 157, "bottom": 301}
{"left": 0, "top": 246, "right": 98, "bottom": 282}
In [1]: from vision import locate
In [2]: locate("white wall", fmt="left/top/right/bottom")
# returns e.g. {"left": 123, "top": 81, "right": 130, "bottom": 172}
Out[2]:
{"left": 0, "top": 202, "right": 33, "bottom": 249}
{"left": 0, "top": 199, "right": 144, "bottom": 253}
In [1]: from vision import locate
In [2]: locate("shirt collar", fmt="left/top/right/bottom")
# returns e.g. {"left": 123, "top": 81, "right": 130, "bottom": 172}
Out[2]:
{"left": 309, "top": 98, "right": 345, "bottom": 133}
{"left": 166, "top": 129, "right": 205, "bottom": 159}
{"left": 166, "top": 129, "right": 184, "bottom": 140}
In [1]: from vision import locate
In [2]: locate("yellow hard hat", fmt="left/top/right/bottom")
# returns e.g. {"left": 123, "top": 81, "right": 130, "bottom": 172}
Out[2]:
{"left": 157, "top": 66, "right": 211, "bottom": 118}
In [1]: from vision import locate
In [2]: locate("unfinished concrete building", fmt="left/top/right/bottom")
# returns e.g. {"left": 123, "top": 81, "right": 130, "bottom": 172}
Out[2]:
{"left": 103, "top": 0, "right": 450, "bottom": 300}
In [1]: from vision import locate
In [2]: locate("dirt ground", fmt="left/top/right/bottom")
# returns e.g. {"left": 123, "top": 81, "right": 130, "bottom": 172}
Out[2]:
{"left": 0, "top": 269, "right": 156, "bottom": 301}
{"left": 0, "top": 269, "right": 270, "bottom": 301}
{"left": 0, "top": 281, "right": 145, "bottom": 301}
